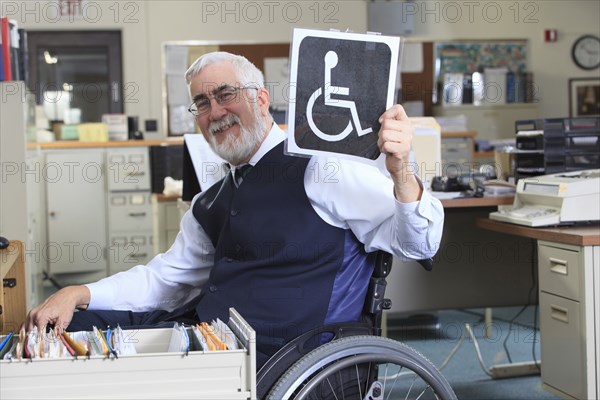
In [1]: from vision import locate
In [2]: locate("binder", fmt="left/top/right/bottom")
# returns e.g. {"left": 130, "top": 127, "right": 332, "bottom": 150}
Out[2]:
{"left": 1, "top": 17, "right": 11, "bottom": 81}
{"left": 0, "top": 42, "right": 4, "bottom": 81}
{"left": 17, "top": 28, "right": 27, "bottom": 83}
{"left": 524, "top": 72, "right": 535, "bottom": 103}
{"left": 8, "top": 20, "right": 19, "bottom": 81}
{"left": 462, "top": 73, "right": 473, "bottom": 104}
{"left": 506, "top": 72, "right": 516, "bottom": 103}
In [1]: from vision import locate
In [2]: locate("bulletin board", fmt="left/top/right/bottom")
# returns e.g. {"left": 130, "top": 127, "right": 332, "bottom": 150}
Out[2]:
{"left": 435, "top": 40, "right": 528, "bottom": 75}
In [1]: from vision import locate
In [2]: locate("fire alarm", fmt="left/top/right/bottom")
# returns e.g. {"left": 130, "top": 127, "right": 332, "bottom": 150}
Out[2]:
{"left": 544, "top": 29, "right": 558, "bottom": 42}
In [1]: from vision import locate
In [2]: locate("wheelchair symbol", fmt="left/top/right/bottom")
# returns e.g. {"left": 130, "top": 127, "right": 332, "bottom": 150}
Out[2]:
{"left": 306, "top": 51, "right": 373, "bottom": 142}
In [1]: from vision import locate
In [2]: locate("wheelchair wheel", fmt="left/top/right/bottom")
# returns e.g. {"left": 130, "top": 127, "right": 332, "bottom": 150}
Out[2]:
{"left": 267, "top": 335, "right": 457, "bottom": 400}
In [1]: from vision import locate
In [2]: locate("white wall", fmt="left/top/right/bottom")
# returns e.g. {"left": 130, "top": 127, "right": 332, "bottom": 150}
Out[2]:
{"left": 406, "top": 0, "right": 600, "bottom": 118}
{"left": 7, "top": 0, "right": 600, "bottom": 137}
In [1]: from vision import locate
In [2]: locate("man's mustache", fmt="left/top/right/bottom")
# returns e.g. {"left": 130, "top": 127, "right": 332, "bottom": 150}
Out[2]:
{"left": 208, "top": 114, "right": 241, "bottom": 135}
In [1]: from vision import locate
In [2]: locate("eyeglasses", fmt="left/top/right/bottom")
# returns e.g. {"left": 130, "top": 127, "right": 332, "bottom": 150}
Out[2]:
{"left": 188, "top": 85, "right": 259, "bottom": 116}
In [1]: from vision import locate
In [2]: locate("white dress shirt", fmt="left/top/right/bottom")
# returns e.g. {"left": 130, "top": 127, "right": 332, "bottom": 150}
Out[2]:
{"left": 87, "top": 124, "right": 444, "bottom": 312}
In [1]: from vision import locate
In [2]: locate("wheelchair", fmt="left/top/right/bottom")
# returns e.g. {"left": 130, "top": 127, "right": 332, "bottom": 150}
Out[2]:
{"left": 256, "top": 252, "right": 457, "bottom": 400}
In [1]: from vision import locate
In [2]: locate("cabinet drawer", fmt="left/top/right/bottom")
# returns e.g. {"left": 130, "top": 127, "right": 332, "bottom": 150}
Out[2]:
{"left": 108, "top": 233, "right": 153, "bottom": 275}
{"left": 538, "top": 243, "right": 582, "bottom": 301}
{"left": 540, "top": 292, "right": 585, "bottom": 399}
{"left": 0, "top": 309, "right": 255, "bottom": 399}
{"left": 106, "top": 148, "right": 151, "bottom": 191}
{"left": 108, "top": 193, "right": 153, "bottom": 231}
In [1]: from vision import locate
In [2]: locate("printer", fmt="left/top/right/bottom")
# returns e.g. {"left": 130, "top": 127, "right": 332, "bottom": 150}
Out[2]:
{"left": 489, "top": 169, "right": 600, "bottom": 227}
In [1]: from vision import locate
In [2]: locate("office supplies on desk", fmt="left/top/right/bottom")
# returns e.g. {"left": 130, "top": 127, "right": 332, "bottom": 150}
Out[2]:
{"left": 483, "top": 180, "right": 516, "bottom": 197}
{"left": 490, "top": 169, "right": 600, "bottom": 227}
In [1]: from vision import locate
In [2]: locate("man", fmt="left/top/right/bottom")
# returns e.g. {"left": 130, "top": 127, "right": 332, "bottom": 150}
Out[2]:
{"left": 27, "top": 52, "right": 444, "bottom": 366}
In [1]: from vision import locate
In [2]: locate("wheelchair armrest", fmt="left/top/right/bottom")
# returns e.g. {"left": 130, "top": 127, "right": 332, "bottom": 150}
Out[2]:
{"left": 372, "top": 251, "right": 393, "bottom": 278}
{"left": 374, "top": 252, "right": 433, "bottom": 274}
{"left": 418, "top": 258, "right": 433, "bottom": 271}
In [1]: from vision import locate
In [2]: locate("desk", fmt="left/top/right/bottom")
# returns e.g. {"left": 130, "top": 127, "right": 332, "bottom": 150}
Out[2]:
{"left": 386, "top": 195, "right": 537, "bottom": 314}
{"left": 478, "top": 219, "right": 599, "bottom": 400}
{"left": 440, "top": 196, "right": 514, "bottom": 208}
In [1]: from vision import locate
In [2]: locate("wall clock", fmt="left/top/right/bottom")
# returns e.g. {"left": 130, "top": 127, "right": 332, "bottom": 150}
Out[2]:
{"left": 572, "top": 35, "right": 600, "bottom": 70}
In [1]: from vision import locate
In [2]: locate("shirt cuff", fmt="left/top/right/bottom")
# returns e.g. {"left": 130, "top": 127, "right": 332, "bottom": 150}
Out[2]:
{"left": 85, "top": 280, "right": 115, "bottom": 310}
{"left": 394, "top": 177, "right": 434, "bottom": 222}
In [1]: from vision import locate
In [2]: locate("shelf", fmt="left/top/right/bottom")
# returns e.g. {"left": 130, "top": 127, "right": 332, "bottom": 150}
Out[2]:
{"left": 434, "top": 103, "right": 538, "bottom": 111}
{"left": 441, "top": 131, "right": 477, "bottom": 138}
{"left": 27, "top": 138, "right": 184, "bottom": 150}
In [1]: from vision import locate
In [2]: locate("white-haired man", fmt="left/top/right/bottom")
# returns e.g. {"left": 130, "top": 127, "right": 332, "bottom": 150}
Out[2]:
{"left": 27, "top": 52, "right": 444, "bottom": 367}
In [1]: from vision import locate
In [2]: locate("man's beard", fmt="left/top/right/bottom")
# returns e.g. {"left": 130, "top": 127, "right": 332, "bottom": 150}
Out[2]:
{"left": 207, "top": 103, "right": 267, "bottom": 165}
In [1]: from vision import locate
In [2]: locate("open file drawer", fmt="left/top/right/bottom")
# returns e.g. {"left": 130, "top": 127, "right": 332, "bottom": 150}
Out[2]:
{"left": 0, "top": 308, "right": 256, "bottom": 399}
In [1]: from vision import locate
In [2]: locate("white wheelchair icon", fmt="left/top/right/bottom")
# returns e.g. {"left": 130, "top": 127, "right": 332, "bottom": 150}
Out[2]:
{"left": 306, "top": 51, "right": 373, "bottom": 142}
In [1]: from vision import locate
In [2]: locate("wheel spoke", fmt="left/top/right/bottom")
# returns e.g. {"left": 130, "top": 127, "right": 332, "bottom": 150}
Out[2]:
{"left": 382, "top": 362, "right": 388, "bottom": 396}
{"left": 404, "top": 376, "right": 417, "bottom": 400}
{"left": 414, "top": 385, "right": 432, "bottom": 400}
{"left": 324, "top": 374, "right": 339, "bottom": 400}
{"left": 355, "top": 364, "right": 363, "bottom": 400}
{"left": 365, "top": 362, "right": 372, "bottom": 397}
{"left": 385, "top": 364, "right": 403, "bottom": 400}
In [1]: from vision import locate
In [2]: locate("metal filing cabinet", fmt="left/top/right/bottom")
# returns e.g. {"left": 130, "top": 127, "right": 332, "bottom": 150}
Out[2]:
{"left": 538, "top": 241, "right": 599, "bottom": 400}
{"left": 106, "top": 147, "right": 154, "bottom": 275}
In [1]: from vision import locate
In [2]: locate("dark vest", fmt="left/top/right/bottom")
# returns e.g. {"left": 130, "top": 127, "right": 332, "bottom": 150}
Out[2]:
{"left": 192, "top": 141, "right": 372, "bottom": 362}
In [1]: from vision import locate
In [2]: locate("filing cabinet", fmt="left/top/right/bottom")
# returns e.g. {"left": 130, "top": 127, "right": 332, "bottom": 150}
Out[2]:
{"left": 106, "top": 147, "right": 154, "bottom": 276}
{"left": 0, "top": 309, "right": 257, "bottom": 399}
{"left": 538, "top": 241, "right": 599, "bottom": 400}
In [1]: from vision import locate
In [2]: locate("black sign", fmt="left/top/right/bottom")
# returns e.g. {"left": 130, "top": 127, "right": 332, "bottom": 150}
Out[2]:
{"left": 287, "top": 29, "right": 400, "bottom": 161}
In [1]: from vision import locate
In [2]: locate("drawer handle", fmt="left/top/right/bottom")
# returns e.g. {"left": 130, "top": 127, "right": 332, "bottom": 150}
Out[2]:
{"left": 130, "top": 253, "right": 148, "bottom": 259}
{"left": 128, "top": 172, "right": 146, "bottom": 176}
{"left": 550, "top": 304, "right": 569, "bottom": 323}
{"left": 128, "top": 212, "right": 147, "bottom": 217}
{"left": 548, "top": 257, "right": 568, "bottom": 275}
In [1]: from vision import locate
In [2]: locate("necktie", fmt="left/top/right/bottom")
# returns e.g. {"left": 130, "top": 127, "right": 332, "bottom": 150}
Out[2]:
{"left": 234, "top": 164, "right": 252, "bottom": 187}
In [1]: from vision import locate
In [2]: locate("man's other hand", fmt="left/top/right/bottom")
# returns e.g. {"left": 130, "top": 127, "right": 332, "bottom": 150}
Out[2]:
{"left": 377, "top": 104, "right": 422, "bottom": 202}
